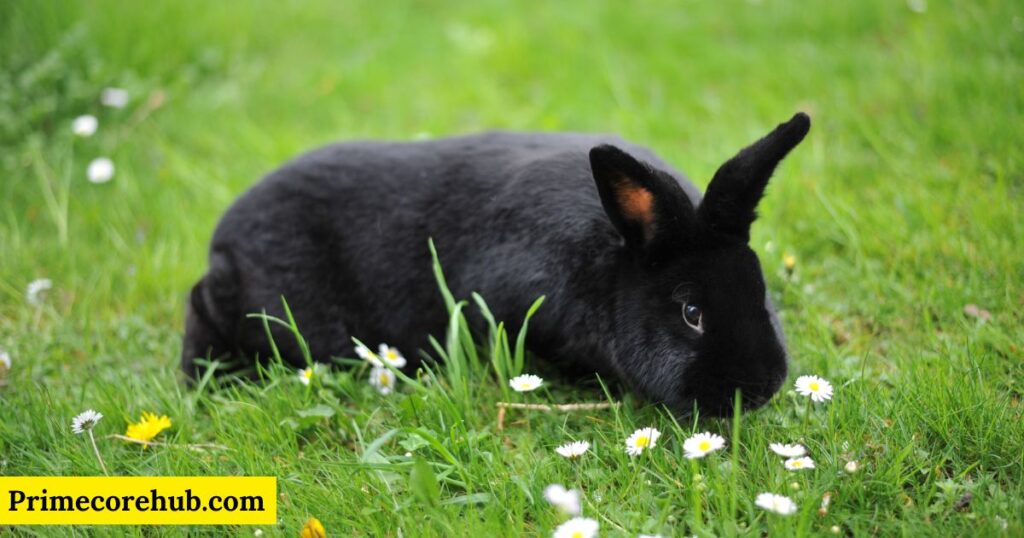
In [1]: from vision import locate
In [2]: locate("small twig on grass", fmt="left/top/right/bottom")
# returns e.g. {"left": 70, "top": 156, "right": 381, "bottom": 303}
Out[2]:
{"left": 105, "top": 434, "right": 231, "bottom": 452}
{"left": 496, "top": 401, "right": 619, "bottom": 430}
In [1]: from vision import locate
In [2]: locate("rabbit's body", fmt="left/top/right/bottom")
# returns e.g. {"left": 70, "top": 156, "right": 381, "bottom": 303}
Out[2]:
{"left": 183, "top": 115, "right": 811, "bottom": 416}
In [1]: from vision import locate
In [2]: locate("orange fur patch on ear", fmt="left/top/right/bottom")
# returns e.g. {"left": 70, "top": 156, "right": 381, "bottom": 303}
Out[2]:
{"left": 617, "top": 183, "right": 655, "bottom": 240}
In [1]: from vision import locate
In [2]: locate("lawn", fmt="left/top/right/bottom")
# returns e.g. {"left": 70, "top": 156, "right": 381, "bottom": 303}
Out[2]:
{"left": 1, "top": 0, "right": 1022, "bottom": 535}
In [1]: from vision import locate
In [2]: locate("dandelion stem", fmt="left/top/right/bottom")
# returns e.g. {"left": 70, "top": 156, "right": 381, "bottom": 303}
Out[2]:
{"left": 88, "top": 430, "right": 109, "bottom": 476}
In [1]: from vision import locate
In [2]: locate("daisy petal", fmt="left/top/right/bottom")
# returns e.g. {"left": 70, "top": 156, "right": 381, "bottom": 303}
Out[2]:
{"left": 784, "top": 456, "right": 815, "bottom": 471}
{"left": 769, "top": 442, "right": 807, "bottom": 458}
{"left": 552, "top": 517, "right": 598, "bottom": 538}
{"left": 543, "top": 484, "right": 581, "bottom": 515}
{"left": 71, "top": 409, "right": 104, "bottom": 434}
{"left": 369, "top": 366, "right": 396, "bottom": 395}
{"left": 755, "top": 492, "right": 798, "bottom": 515}
{"left": 794, "top": 375, "right": 834, "bottom": 402}
{"left": 509, "top": 374, "right": 543, "bottom": 392}
{"left": 682, "top": 431, "right": 726, "bottom": 459}
{"left": 625, "top": 427, "right": 661, "bottom": 457}
{"left": 554, "top": 441, "right": 591, "bottom": 459}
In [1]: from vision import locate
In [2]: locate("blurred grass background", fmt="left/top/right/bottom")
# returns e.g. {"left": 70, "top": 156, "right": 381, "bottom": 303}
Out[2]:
{"left": 1, "top": 0, "right": 1022, "bottom": 536}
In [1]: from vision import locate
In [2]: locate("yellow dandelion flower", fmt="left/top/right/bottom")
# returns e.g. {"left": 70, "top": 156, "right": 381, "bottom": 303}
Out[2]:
{"left": 300, "top": 516, "right": 326, "bottom": 538}
{"left": 125, "top": 412, "right": 172, "bottom": 445}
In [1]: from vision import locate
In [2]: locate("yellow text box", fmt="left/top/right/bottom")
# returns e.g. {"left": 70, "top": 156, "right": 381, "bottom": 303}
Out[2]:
{"left": 0, "top": 477, "right": 276, "bottom": 525}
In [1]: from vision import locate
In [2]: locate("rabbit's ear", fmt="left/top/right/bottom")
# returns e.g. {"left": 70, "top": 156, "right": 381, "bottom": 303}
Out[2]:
{"left": 590, "top": 144, "right": 695, "bottom": 252}
{"left": 699, "top": 113, "right": 810, "bottom": 242}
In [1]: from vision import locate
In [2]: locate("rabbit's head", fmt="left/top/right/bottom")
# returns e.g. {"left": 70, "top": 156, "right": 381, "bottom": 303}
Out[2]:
{"left": 589, "top": 113, "right": 810, "bottom": 417}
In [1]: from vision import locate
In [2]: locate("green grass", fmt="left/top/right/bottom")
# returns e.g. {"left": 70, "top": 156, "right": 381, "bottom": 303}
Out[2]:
{"left": 1, "top": 0, "right": 1022, "bottom": 535}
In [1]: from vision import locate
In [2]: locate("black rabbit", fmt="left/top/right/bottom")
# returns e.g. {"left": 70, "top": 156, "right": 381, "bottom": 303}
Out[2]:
{"left": 182, "top": 113, "right": 811, "bottom": 417}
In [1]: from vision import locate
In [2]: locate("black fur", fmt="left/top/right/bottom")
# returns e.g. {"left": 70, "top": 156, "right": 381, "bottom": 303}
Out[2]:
{"left": 181, "top": 113, "right": 811, "bottom": 417}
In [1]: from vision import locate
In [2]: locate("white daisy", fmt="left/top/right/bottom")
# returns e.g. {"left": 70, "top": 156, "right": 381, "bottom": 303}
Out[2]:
{"left": 100, "top": 87, "right": 129, "bottom": 108}
{"left": 794, "top": 375, "right": 833, "bottom": 402}
{"left": 298, "top": 366, "right": 315, "bottom": 386}
{"left": 682, "top": 431, "right": 726, "bottom": 459}
{"left": 543, "top": 484, "right": 581, "bottom": 515}
{"left": 72, "top": 115, "right": 98, "bottom": 137}
{"left": 26, "top": 278, "right": 53, "bottom": 305}
{"left": 625, "top": 427, "right": 661, "bottom": 457}
{"left": 555, "top": 441, "right": 591, "bottom": 459}
{"left": 71, "top": 409, "right": 103, "bottom": 434}
{"left": 0, "top": 349, "right": 10, "bottom": 370}
{"left": 369, "top": 366, "right": 396, "bottom": 395}
{"left": 769, "top": 443, "right": 806, "bottom": 458}
{"left": 356, "top": 342, "right": 381, "bottom": 366}
{"left": 552, "top": 517, "right": 598, "bottom": 538}
{"left": 844, "top": 460, "right": 859, "bottom": 473}
{"left": 509, "top": 373, "right": 543, "bottom": 392}
{"left": 784, "top": 456, "right": 815, "bottom": 471}
{"left": 87, "top": 157, "right": 115, "bottom": 183}
{"left": 377, "top": 344, "right": 407, "bottom": 368}
{"left": 755, "top": 492, "right": 798, "bottom": 515}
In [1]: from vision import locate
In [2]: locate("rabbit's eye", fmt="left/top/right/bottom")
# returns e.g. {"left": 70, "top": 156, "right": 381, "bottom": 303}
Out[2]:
{"left": 683, "top": 303, "right": 703, "bottom": 333}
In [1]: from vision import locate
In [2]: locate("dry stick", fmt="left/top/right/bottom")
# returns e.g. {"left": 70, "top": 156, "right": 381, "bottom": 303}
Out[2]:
{"left": 496, "top": 401, "right": 619, "bottom": 430}
{"left": 496, "top": 402, "right": 618, "bottom": 412}
{"left": 105, "top": 434, "right": 231, "bottom": 452}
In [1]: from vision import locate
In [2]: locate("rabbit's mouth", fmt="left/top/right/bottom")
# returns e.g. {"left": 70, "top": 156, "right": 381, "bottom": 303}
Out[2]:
{"left": 677, "top": 368, "right": 787, "bottom": 418}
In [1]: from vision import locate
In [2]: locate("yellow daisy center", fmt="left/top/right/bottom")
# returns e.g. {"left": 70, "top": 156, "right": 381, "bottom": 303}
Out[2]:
{"left": 385, "top": 350, "right": 397, "bottom": 360}
{"left": 698, "top": 440, "right": 711, "bottom": 452}
{"left": 635, "top": 435, "right": 650, "bottom": 448}
{"left": 303, "top": 369, "right": 313, "bottom": 379}
{"left": 379, "top": 373, "right": 391, "bottom": 385}
{"left": 792, "top": 461, "right": 802, "bottom": 467}
{"left": 809, "top": 381, "right": 820, "bottom": 391}
{"left": 571, "top": 532, "right": 584, "bottom": 538}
